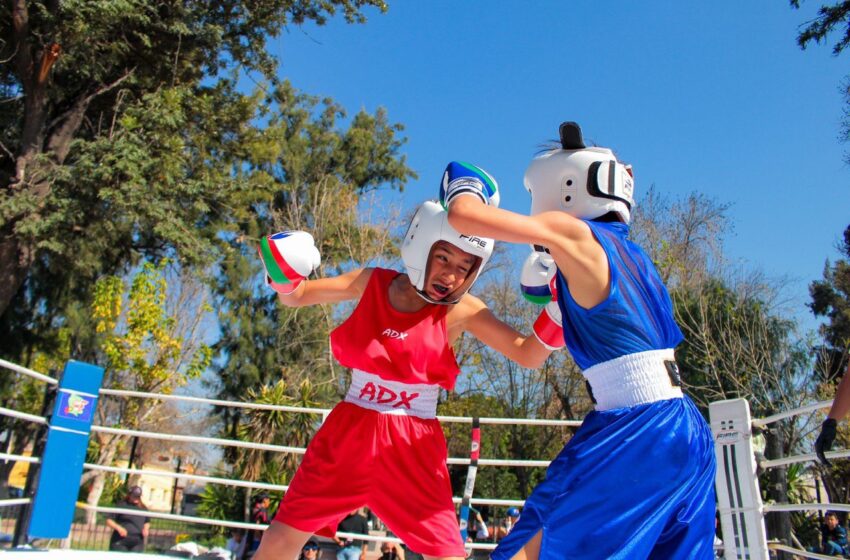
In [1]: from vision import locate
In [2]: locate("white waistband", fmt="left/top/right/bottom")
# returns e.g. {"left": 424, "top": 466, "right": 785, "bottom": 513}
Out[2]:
{"left": 344, "top": 370, "right": 440, "bottom": 419}
{"left": 583, "top": 349, "right": 683, "bottom": 411}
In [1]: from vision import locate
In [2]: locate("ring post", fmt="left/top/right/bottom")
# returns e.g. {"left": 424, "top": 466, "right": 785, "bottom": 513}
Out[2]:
{"left": 710, "top": 398, "right": 769, "bottom": 560}
{"left": 28, "top": 360, "right": 104, "bottom": 539}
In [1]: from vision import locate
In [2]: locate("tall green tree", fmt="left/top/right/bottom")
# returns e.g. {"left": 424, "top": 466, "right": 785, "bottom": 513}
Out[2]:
{"left": 0, "top": 0, "right": 388, "bottom": 330}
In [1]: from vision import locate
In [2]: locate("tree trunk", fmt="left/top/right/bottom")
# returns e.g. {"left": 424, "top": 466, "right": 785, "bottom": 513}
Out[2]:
{"left": 83, "top": 436, "right": 121, "bottom": 526}
{"left": 0, "top": 234, "right": 32, "bottom": 319}
{"left": 764, "top": 426, "right": 792, "bottom": 559}
{"left": 84, "top": 472, "right": 106, "bottom": 526}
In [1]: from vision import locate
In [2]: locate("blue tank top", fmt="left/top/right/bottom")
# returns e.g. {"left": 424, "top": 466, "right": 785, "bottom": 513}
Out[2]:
{"left": 555, "top": 221, "right": 683, "bottom": 370}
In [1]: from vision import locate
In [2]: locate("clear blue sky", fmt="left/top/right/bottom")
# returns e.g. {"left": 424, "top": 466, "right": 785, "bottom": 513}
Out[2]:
{"left": 271, "top": 2, "right": 849, "bottom": 332}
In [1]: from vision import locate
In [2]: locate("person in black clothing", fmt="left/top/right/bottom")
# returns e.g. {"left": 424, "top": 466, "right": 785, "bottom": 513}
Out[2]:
{"left": 245, "top": 492, "right": 272, "bottom": 558}
{"left": 335, "top": 509, "right": 369, "bottom": 560}
{"left": 105, "top": 485, "right": 150, "bottom": 552}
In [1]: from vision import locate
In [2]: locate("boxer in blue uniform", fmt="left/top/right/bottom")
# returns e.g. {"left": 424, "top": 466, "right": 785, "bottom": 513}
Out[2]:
{"left": 440, "top": 123, "right": 717, "bottom": 560}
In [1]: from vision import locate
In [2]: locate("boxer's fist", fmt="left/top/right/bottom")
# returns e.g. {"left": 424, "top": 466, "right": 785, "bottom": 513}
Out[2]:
{"left": 439, "top": 161, "right": 500, "bottom": 209}
{"left": 258, "top": 231, "right": 321, "bottom": 294}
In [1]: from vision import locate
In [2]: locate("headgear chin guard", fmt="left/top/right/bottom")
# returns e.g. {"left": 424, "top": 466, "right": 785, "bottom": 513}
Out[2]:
{"left": 401, "top": 201, "right": 494, "bottom": 304}
{"left": 524, "top": 122, "right": 634, "bottom": 224}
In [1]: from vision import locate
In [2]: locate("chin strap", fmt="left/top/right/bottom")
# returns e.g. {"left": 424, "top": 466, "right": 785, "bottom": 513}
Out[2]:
{"left": 414, "top": 288, "right": 461, "bottom": 305}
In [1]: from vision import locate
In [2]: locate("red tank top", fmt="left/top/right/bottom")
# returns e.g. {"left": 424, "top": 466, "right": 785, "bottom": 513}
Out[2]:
{"left": 330, "top": 268, "right": 461, "bottom": 390}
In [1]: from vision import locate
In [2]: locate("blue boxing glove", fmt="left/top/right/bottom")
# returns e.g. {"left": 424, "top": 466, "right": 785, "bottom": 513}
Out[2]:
{"left": 439, "top": 161, "right": 500, "bottom": 209}
{"left": 520, "top": 250, "right": 557, "bottom": 305}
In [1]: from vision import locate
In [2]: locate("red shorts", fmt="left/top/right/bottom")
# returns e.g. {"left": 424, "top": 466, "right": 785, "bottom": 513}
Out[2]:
{"left": 274, "top": 402, "right": 465, "bottom": 557}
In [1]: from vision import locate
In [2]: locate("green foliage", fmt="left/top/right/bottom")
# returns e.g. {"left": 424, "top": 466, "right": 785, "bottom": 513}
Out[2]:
{"left": 92, "top": 261, "right": 211, "bottom": 394}
{"left": 196, "top": 476, "right": 245, "bottom": 533}
{"left": 808, "top": 224, "right": 850, "bottom": 377}
{"left": 234, "top": 379, "right": 321, "bottom": 481}
{"left": 791, "top": 1, "right": 850, "bottom": 54}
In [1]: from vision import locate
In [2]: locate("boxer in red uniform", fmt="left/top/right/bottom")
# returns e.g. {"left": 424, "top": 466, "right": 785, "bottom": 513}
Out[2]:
{"left": 254, "top": 196, "right": 555, "bottom": 560}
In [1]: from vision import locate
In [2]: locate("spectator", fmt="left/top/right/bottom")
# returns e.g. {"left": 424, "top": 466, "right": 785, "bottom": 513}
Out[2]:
{"left": 470, "top": 510, "right": 490, "bottom": 542}
{"left": 820, "top": 511, "right": 848, "bottom": 556}
{"left": 298, "top": 539, "right": 322, "bottom": 560}
{"left": 246, "top": 493, "right": 271, "bottom": 557}
{"left": 495, "top": 508, "right": 520, "bottom": 541}
{"left": 379, "top": 541, "right": 405, "bottom": 560}
{"left": 225, "top": 529, "right": 247, "bottom": 560}
{"left": 105, "top": 485, "right": 150, "bottom": 552}
{"left": 335, "top": 509, "right": 369, "bottom": 560}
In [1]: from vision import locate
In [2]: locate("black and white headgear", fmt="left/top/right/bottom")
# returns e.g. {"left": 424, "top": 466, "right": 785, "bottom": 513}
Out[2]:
{"left": 524, "top": 122, "right": 635, "bottom": 224}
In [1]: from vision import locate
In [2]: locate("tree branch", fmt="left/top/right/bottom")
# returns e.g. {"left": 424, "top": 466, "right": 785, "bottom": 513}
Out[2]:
{"left": 45, "top": 68, "right": 135, "bottom": 162}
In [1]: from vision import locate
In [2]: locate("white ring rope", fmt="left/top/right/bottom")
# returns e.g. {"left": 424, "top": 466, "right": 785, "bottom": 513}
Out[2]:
{"left": 81, "top": 463, "right": 289, "bottom": 493}
{"left": 99, "top": 388, "right": 332, "bottom": 416}
{"left": 0, "top": 406, "right": 47, "bottom": 425}
{"left": 0, "top": 498, "right": 30, "bottom": 507}
{"left": 768, "top": 543, "right": 840, "bottom": 560}
{"left": 90, "top": 425, "right": 307, "bottom": 455}
{"left": 99, "top": 388, "right": 581, "bottom": 427}
{"left": 763, "top": 503, "right": 850, "bottom": 514}
{"left": 752, "top": 400, "right": 833, "bottom": 428}
{"left": 79, "top": 503, "right": 269, "bottom": 532}
{"left": 758, "top": 450, "right": 850, "bottom": 469}
{"left": 0, "top": 452, "right": 40, "bottom": 465}
{"left": 0, "top": 358, "right": 57, "bottom": 385}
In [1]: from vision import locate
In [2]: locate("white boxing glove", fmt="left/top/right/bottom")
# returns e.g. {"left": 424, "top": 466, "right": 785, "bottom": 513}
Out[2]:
{"left": 258, "top": 231, "right": 321, "bottom": 294}
{"left": 533, "top": 299, "right": 566, "bottom": 351}
{"left": 520, "top": 250, "right": 557, "bottom": 305}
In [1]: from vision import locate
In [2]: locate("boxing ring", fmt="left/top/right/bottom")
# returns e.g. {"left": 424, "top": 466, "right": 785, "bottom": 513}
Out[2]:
{"left": 0, "top": 357, "right": 847, "bottom": 559}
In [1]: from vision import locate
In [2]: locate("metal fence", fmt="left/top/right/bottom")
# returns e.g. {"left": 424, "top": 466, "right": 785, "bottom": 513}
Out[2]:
{"left": 67, "top": 513, "right": 219, "bottom": 553}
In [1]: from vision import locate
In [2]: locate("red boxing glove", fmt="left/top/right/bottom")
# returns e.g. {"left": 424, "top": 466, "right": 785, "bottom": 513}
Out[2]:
{"left": 533, "top": 299, "right": 565, "bottom": 351}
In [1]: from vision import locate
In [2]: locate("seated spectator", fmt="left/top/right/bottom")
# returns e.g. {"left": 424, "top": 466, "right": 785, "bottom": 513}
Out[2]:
{"left": 299, "top": 539, "right": 322, "bottom": 560}
{"left": 820, "top": 511, "right": 848, "bottom": 557}
{"left": 379, "top": 541, "right": 405, "bottom": 560}
{"left": 226, "top": 529, "right": 247, "bottom": 560}
{"left": 495, "top": 507, "right": 520, "bottom": 541}
{"left": 246, "top": 492, "right": 272, "bottom": 557}
{"left": 105, "top": 485, "right": 150, "bottom": 552}
{"left": 470, "top": 510, "right": 490, "bottom": 541}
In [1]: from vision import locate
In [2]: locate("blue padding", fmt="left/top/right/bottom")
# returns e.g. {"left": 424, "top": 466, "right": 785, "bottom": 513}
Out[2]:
{"left": 29, "top": 360, "right": 104, "bottom": 539}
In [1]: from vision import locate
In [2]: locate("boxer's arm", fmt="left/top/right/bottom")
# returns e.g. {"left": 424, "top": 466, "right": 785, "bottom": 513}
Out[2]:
{"left": 278, "top": 268, "right": 372, "bottom": 307}
{"left": 450, "top": 295, "right": 551, "bottom": 369}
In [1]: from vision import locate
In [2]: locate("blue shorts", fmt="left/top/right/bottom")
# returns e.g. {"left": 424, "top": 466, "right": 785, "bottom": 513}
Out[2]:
{"left": 492, "top": 396, "right": 716, "bottom": 560}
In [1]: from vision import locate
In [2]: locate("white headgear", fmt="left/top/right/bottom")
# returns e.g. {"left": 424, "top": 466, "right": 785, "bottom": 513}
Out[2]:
{"left": 524, "top": 122, "right": 634, "bottom": 223}
{"left": 401, "top": 200, "right": 494, "bottom": 304}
